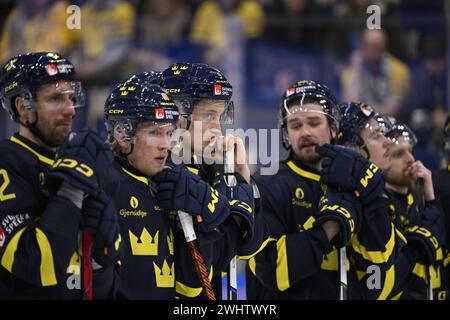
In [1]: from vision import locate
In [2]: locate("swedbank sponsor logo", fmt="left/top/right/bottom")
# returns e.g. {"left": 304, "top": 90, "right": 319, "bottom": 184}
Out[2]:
{"left": 119, "top": 209, "right": 148, "bottom": 218}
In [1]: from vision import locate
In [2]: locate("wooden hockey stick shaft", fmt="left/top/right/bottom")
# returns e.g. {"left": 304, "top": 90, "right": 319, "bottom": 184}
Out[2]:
{"left": 82, "top": 231, "right": 93, "bottom": 300}
{"left": 178, "top": 210, "right": 216, "bottom": 300}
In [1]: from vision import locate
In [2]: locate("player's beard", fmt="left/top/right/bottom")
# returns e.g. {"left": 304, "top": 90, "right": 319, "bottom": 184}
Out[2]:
{"left": 386, "top": 167, "right": 410, "bottom": 189}
{"left": 294, "top": 147, "right": 322, "bottom": 169}
{"left": 38, "top": 119, "right": 72, "bottom": 147}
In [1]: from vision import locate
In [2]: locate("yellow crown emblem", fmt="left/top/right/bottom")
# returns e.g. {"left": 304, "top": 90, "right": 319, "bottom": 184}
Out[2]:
{"left": 153, "top": 260, "right": 174, "bottom": 288}
{"left": 180, "top": 65, "right": 188, "bottom": 70}
{"left": 174, "top": 70, "right": 181, "bottom": 75}
{"left": 129, "top": 228, "right": 158, "bottom": 256}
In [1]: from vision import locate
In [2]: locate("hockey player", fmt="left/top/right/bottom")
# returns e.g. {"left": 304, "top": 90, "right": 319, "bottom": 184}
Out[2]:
{"left": 383, "top": 121, "right": 446, "bottom": 299}
{"left": 0, "top": 52, "right": 120, "bottom": 299}
{"left": 160, "top": 63, "right": 263, "bottom": 298}
{"left": 247, "top": 80, "right": 370, "bottom": 299}
{"left": 323, "top": 102, "right": 444, "bottom": 299}
{"left": 102, "top": 73, "right": 254, "bottom": 299}
{"left": 432, "top": 114, "right": 450, "bottom": 298}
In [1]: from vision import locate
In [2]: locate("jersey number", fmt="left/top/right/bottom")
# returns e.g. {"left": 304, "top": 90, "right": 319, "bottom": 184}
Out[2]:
{"left": 0, "top": 169, "right": 16, "bottom": 201}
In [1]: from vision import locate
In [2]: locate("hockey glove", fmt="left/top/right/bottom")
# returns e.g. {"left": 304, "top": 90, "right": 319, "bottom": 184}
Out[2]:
{"left": 48, "top": 129, "right": 112, "bottom": 195}
{"left": 404, "top": 202, "right": 445, "bottom": 265}
{"left": 315, "top": 187, "right": 362, "bottom": 247}
{"left": 316, "top": 144, "right": 385, "bottom": 204}
{"left": 81, "top": 191, "right": 123, "bottom": 268}
{"left": 154, "top": 166, "right": 231, "bottom": 233}
{"left": 212, "top": 172, "right": 255, "bottom": 243}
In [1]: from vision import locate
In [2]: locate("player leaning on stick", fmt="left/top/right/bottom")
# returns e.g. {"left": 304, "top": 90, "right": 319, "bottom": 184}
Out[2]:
{"left": 102, "top": 72, "right": 253, "bottom": 299}
{"left": 160, "top": 63, "right": 262, "bottom": 299}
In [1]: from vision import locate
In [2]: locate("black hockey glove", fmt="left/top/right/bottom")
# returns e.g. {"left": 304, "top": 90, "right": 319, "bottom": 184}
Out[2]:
{"left": 316, "top": 144, "right": 385, "bottom": 204}
{"left": 404, "top": 202, "right": 445, "bottom": 265}
{"left": 315, "top": 187, "right": 362, "bottom": 247}
{"left": 212, "top": 172, "right": 255, "bottom": 244}
{"left": 48, "top": 129, "right": 112, "bottom": 195}
{"left": 154, "top": 166, "right": 232, "bottom": 233}
{"left": 81, "top": 191, "right": 123, "bottom": 268}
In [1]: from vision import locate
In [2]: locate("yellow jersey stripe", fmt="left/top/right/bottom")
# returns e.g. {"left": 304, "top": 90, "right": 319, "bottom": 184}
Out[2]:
{"left": 186, "top": 166, "right": 199, "bottom": 175}
{"left": 286, "top": 161, "right": 320, "bottom": 181}
{"left": 378, "top": 264, "right": 395, "bottom": 300}
{"left": 36, "top": 228, "right": 57, "bottom": 286}
{"left": 10, "top": 136, "right": 54, "bottom": 165}
{"left": 122, "top": 167, "right": 148, "bottom": 185}
{"left": 1, "top": 226, "right": 28, "bottom": 272}
{"left": 238, "top": 237, "right": 276, "bottom": 260}
{"left": 390, "top": 291, "right": 403, "bottom": 300}
{"left": 176, "top": 265, "right": 213, "bottom": 298}
{"left": 248, "top": 256, "right": 257, "bottom": 276}
{"left": 276, "top": 235, "right": 290, "bottom": 291}
{"left": 351, "top": 224, "right": 396, "bottom": 264}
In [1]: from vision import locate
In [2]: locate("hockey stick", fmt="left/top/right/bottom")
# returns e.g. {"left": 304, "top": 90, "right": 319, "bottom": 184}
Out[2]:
{"left": 178, "top": 210, "right": 216, "bottom": 300}
{"left": 416, "top": 178, "right": 433, "bottom": 300}
{"left": 339, "top": 246, "right": 348, "bottom": 300}
{"left": 224, "top": 148, "right": 238, "bottom": 300}
{"left": 82, "top": 231, "right": 93, "bottom": 300}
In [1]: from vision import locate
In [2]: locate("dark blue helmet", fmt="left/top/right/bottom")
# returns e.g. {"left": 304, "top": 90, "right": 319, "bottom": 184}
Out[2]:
{"left": 338, "top": 101, "right": 377, "bottom": 147}
{"left": 385, "top": 121, "right": 418, "bottom": 147}
{"left": 160, "top": 62, "right": 233, "bottom": 124}
{"left": 121, "top": 71, "right": 163, "bottom": 87}
{"left": 105, "top": 71, "right": 163, "bottom": 111}
{"left": 0, "top": 52, "right": 83, "bottom": 122}
{"left": 104, "top": 81, "right": 179, "bottom": 142}
{"left": 279, "top": 80, "right": 339, "bottom": 149}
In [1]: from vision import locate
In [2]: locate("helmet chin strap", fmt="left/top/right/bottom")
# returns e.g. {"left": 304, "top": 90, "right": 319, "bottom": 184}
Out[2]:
{"left": 121, "top": 143, "right": 135, "bottom": 157}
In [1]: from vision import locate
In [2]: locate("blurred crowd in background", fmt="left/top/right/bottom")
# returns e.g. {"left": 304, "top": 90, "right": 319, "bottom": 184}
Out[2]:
{"left": 0, "top": 0, "right": 448, "bottom": 171}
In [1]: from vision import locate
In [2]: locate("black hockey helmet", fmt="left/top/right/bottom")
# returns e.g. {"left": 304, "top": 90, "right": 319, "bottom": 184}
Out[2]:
{"left": 338, "top": 101, "right": 377, "bottom": 147}
{"left": 385, "top": 117, "right": 418, "bottom": 147}
{"left": 104, "top": 81, "right": 179, "bottom": 143}
{"left": 0, "top": 52, "right": 83, "bottom": 122}
{"left": 279, "top": 80, "right": 339, "bottom": 149}
{"left": 160, "top": 62, "right": 233, "bottom": 125}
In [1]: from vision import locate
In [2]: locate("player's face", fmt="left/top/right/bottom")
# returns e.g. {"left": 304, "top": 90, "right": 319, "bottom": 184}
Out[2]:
{"left": 386, "top": 137, "right": 415, "bottom": 188}
{"left": 360, "top": 118, "right": 392, "bottom": 170}
{"left": 35, "top": 80, "right": 76, "bottom": 146}
{"left": 189, "top": 100, "right": 226, "bottom": 155}
{"left": 128, "top": 122, "right": 175, "bottom": 176}
{"left": 286, "top": 103, "right": 334, "bottom": 168}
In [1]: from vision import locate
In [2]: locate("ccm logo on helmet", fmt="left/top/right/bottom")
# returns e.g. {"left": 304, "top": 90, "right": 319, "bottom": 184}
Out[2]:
{"left": 108, "top": 109, "right": 124, "bottom": 114}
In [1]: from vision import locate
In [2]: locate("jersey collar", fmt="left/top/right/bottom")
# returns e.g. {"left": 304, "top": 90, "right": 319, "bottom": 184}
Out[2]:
{"left": 10, "top": 133, "right": 55, "bottom": 165}
{"left": 115, "top": 157, "right": 149, "bottom": 185}
{"left": 285, "top": 157, "right": 321, "bottom": 182}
